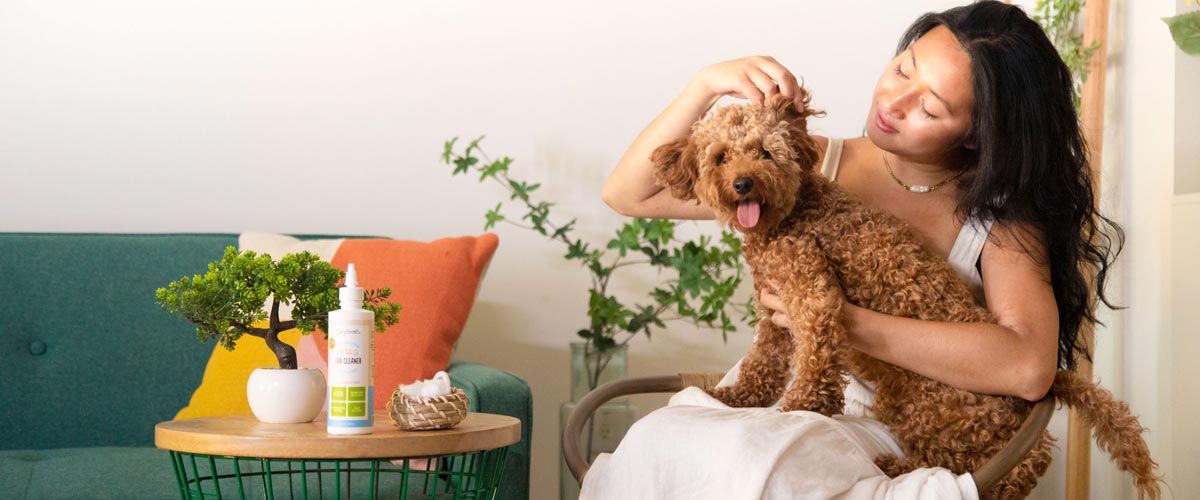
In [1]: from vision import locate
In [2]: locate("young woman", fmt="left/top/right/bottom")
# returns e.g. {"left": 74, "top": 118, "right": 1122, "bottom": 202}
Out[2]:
{"left": 586, "top": 1, "right": 1123, "bottom": 497}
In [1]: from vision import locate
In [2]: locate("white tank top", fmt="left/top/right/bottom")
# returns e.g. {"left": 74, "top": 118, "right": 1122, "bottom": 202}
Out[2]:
{"left": 826, "top": 137, "right": 994, "bottom": 417}
{"left": 820, "top": 137, "right": 992, "bottom": 306}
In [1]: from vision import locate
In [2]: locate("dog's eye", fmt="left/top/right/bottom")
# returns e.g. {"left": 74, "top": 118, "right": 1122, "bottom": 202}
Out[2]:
{"left": 761, "top": 148, "right": 772, "bottom": 160}
{"left": 715, "top": 151, "right": 727, "bottom": 165}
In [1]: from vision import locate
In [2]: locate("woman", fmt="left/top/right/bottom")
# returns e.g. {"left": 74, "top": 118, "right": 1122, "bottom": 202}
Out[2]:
{"left": 586, "top": 1, "right": 1123, "bottom": 498}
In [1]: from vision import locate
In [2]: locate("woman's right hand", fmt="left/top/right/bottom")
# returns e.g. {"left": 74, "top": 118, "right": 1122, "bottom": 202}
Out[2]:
{"left": 691, "top": 56, "right": 806, "bottom": 111}
{"left": 601, "top": 56, "right": 804, "bottom": 220}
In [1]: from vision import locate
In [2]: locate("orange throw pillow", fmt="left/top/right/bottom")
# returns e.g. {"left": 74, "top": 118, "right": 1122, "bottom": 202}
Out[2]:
{"left": 318, "top": 234, "right": 499, "bottom": 409}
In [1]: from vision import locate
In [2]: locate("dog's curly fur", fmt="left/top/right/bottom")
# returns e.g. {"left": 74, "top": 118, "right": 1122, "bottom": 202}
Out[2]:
{"left": 650, "top": 91, "right": 1163, "bottom": 499}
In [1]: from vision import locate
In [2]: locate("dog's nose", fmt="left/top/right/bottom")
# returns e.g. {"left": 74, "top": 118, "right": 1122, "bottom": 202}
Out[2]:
{"left": 733, "top": 177, "right": 754, "bottom": 195}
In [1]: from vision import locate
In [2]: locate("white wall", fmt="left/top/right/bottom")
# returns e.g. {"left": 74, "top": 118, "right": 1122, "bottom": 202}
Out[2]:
{"left": 1176, "top": 0, "right": 1200, "bottom": 195}
{"left": 1170, "top": 194, "right": 1199, "bottom": 498}
{"left": 1113, "top": 0, "right": 1185, "bottom": 498}
{"left": 0, "top": 1, "right": 1190, "bottom": 499}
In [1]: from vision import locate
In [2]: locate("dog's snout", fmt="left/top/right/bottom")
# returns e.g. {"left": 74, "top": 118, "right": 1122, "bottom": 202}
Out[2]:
{"left": 733, "top": 177, "right": 754, "bottom": 195}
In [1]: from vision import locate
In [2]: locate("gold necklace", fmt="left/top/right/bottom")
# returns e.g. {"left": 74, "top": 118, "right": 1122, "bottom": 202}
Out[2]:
{"left": 882, "top": 152, "right": 963, "bottom": 193}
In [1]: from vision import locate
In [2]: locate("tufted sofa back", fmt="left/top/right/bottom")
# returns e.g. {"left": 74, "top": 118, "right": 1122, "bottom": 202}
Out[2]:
{"left": 1, "top": 233, "right": 240, "bottom": 449}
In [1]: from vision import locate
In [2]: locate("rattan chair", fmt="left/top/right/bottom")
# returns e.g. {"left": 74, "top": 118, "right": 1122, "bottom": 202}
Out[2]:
{"left": 563, "top": 373, "right": 1055, "bottom": 494}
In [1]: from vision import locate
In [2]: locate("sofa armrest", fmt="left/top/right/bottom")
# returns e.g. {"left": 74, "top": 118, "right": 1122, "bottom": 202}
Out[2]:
{"left": 447, "top": 360, "right": 531, "bottom": 500}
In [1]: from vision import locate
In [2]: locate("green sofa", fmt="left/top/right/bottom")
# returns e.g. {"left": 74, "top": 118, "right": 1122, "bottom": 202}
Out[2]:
{"left": 0, "top": 233, "right": 531, "bottom": 500}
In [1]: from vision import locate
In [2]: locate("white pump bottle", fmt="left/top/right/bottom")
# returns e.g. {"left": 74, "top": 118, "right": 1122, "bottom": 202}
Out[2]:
{"left": 326, "top": 263, "right": 375, "bottom": 435}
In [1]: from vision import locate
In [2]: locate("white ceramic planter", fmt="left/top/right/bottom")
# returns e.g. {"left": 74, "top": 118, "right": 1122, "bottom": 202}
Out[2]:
{"left": 246, "top": 367, "right": 326, "bottom": 423}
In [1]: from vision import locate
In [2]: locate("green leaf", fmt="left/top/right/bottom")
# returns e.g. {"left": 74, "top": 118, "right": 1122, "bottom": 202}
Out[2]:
{"left": 606, "top": 221, "right": 643, "bottom": 257}
{"left": 587, "top": 259, "right": 613, "bottom": 280}
{"left": 565, "top": 239, "right": 590, "bottom": 260}
{"left": 441, "top": 137, "right": 458, "bottom": 164}
{"left": 465, "top": 135, "right": 485, "bottom": 157}
{"left": 508, "top": 180, "right": 529, "bottom": 202}
{"left": 453, "top": 155, "right": 479, "bottom": 176}
{"left": 552, "top": 219, "right": 576, "bottom": 240}
{"left": 588, "top": 289, "right": 630, "bottom": 329}
{"left": 1165, "top": 11, "right": 1200, "bottom": 55}
{"left": 644, "top": 219, "right": 675, "bottom": 246}
{"left": 484, "top": 202, "right": 506, "bottom": 230}
{"left": 479, "top": 156, "right": 513, "bottom": 181}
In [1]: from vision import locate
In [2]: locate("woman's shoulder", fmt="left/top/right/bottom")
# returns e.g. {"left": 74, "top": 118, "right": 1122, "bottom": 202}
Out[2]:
{"left": 811, "top": 134, "right": 831, "bottom": 170}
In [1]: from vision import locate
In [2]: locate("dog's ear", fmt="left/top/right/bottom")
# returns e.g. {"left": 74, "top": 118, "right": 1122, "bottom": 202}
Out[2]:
{"left": 650, "top": 135, "right": 699, "bottom": 201}
{"left": 771, "top": 87, "right": 825, "bottom": 132}
{"left": 771, "top": 88, "right": 826, "bottom": 171}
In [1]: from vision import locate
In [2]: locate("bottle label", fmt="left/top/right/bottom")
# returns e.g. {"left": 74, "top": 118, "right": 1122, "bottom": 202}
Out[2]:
{"left": 328, "top": 318, "right": 374, "bottom": 426}
{"left": 329, "top": 385, "right": 371, "bottom": 417}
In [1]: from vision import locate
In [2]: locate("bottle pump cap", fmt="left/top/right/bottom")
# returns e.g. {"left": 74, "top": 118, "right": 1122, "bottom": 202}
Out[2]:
{"left": 339, "top": 263, "right": 364, "bottom": 307}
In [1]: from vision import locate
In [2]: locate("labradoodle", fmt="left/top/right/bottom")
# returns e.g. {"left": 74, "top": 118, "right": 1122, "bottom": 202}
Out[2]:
{"left": 649, "top": 91, "right": 1162, "bottom": 499}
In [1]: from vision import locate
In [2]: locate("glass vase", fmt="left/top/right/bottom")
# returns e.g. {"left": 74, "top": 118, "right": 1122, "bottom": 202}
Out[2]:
{"left": 559, "top": 342, "right": 638, "bottom": 500}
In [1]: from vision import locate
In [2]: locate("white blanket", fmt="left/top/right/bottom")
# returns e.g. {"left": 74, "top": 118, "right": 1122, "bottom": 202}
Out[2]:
{"left": 579, "top": 386, "right": 979, "bottom": 500}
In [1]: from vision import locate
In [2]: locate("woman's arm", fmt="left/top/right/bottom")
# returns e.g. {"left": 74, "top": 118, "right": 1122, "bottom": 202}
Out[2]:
{"left": 846, "top": 222, "right": 1060, "bottom": 401}
{"left": 763, "top": 222, "right": 1060, "bottom": 401}
{"left": 601, "top": 80, "right": 719, "bottom": 219}
{"left": 602, "top": 56, "right": 806, "bottom": 219}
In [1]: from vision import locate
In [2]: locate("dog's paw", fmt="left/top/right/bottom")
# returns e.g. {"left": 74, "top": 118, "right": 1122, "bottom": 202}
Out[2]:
{"left": 779, "top": 394, "right": 844, "bottom": 416}
{"left": 874, "top": 453, "right": 922, "bottom": 478}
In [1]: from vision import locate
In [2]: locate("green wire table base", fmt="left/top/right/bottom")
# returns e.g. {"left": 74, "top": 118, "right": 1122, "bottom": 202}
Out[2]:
{"left": 167, "top": 447, "right": 510, "bottom": 500}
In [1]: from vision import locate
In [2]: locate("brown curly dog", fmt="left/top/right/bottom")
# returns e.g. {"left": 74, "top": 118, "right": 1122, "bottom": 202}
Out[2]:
{"left": 650, "top": 91, "right": 1163, "bottom": 499}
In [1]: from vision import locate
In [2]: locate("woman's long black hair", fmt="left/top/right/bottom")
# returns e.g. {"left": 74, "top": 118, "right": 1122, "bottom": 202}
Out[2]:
{"left": 897, "top": 0, "right": 1125, "bottom": 371}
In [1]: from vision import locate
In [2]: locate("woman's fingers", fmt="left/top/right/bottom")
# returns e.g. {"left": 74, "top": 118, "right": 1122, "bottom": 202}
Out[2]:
{"left": 696, "top": 56, "right": 802, "bottom": 108}
{"left": 735, "top": 74, "right": 765, "bottom": 106}
{"left": 771, "top": 312, "right": 791, "bottom": 329}
{"left": 757, "top": 62, "right": 791, "bottom": 97}
{"left": 758, "top": 63, "right": 803, "bottom": 110}
{"left": 760, "top": 287, "right": 790, "bottom": 329}
{"left": 747, "top": 69, "right": 778, "bottom": 104}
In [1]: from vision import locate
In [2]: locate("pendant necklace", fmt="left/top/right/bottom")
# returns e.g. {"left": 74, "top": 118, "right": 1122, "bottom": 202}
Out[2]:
{"left": 882, "top": 151, "right": 963, "bottom": 193}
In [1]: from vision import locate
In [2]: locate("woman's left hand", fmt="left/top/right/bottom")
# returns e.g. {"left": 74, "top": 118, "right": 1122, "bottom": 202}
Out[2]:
{"left": 761, "top": 281, "right": 857, "bottom": 330}
{"left": 759, "top": 283, "right": 793, "bottom": 329}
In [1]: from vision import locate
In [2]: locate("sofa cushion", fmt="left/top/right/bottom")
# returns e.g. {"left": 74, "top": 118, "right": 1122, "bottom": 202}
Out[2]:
{"left": 174, "top": 324, "right": 308, "bottom": 419}
{"left": 0, "top": 447, "right": 178, "bottom": 500}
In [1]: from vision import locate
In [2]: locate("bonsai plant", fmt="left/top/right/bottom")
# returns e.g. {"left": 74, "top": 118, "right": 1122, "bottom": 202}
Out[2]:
{"left": 156, "top": 246, "right": 402, "bottom": 369}
{"left": 155, "top": 246, "right": 402, "bottom": 423}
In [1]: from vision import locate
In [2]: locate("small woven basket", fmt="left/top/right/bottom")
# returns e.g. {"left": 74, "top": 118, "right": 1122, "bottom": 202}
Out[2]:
{"left": 387, "top": 387, "right": 469, "bottom": 431}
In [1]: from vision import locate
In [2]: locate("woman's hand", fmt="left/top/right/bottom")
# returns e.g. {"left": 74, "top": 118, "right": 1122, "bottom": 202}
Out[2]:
{"left": 759, "top": 283, "right": 793, "bottom": 329}
{"left": 760, "top": 281, "right": 858, "bottom": 330}
{"left": 691, "top": 56, "right": 806, "bottom": 111}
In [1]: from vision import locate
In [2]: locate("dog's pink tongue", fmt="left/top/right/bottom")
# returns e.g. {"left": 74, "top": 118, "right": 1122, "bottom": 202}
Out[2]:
{"left": 737, "top": 200, "right": 760, "bottom": 228}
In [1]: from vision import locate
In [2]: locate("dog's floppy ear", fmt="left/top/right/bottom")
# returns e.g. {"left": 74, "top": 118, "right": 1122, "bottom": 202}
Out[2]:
{"left": 650, "top": 135, "right": 699, "bottom": 201}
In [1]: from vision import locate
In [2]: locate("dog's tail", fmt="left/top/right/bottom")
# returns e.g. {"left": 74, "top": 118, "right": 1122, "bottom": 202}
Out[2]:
{"left": 1051, "top": 370, "right": 1164, "bottom": 499}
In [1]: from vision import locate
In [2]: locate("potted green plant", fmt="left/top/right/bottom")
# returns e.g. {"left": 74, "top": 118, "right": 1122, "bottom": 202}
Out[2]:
{"left": 440, "top": 136, "right": 756, "bottom": 494}
{"left": 156, "top": 246, "right": 402, "bottom": 423}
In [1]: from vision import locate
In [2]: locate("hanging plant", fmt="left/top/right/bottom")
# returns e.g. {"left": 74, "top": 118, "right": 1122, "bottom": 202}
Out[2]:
{"left": 1164, "top": 9, "right": 1200, "bottom": 55}
{"left": 1033, "top": 0, "right": 1100, "bottom": 110}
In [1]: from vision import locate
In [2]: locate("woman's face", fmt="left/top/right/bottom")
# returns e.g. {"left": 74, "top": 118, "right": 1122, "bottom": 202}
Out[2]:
{"left": 867, "top": 25, "right": 975, "bottom": 163}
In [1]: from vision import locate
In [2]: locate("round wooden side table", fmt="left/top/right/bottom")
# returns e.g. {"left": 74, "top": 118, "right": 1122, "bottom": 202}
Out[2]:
{"left": 156, "top": 411, "right": 520, "bottom": 500}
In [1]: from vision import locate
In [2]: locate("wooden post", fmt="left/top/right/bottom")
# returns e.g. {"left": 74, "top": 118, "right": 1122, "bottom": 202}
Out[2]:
{"left": 1066, "top": 0, "right": 1110, "bottom": 499}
